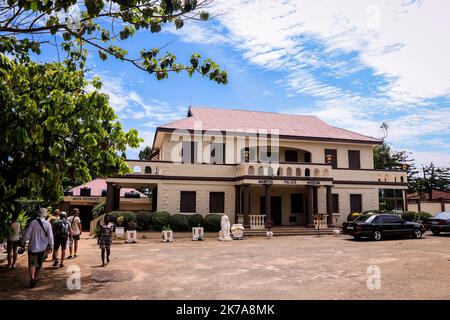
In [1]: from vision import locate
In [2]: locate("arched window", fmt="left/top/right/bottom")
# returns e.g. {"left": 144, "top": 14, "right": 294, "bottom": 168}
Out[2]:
{"left": 305, "top": 168, "right": 310, "bottom": 177}
{"left": 296, "top": 168, "right": 301, "bottom": 176}
{"left": 323, "top": 169, "right": 329, "bottom": 177}
{"left": 287, "top": 167, "right": 293, "bottom": 176}
{"left": 133, "top": 166, "right": 142, "bottom": 173}
{"left": 314, "top": 168, "right": 320, "bottom": 177}
{"left": 258, "top": 166, "right": 264, "bottom": 175}
{"left": 248, "top": 166, "right": 255, "bottom": 175}
{"left": 144, "top": 166, "right": 152, "bottom": 174}
{"left": 268, "top": 167, "right": 274, "bottom": 176}
{"left": 400, "top": 176, "right": 404, "bottom": 183}
{"left": 277, "top": 167, "right": 283, "bottom": 176}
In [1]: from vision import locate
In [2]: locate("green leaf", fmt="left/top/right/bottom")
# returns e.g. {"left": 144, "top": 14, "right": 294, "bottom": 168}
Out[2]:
{"left": 175, "top": 18, "right": 184, "bottom": 29}
{"left": 200, "top": 11, "right": 209, "bottom": 21}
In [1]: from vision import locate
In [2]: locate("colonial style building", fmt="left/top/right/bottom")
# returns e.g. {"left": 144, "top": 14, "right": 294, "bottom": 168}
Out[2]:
{"left": 106, "top": 107, "right": 408, "bottom": 228}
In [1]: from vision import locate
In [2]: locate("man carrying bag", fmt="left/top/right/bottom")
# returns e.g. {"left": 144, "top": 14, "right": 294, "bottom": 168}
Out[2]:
{"left": 21, "top": 208, "right": 54, "bottom": 289}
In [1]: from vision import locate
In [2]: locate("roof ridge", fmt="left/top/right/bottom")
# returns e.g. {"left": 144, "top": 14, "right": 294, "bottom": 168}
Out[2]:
{"left": 189, "top": 106, "right": 318, "bottom": 118}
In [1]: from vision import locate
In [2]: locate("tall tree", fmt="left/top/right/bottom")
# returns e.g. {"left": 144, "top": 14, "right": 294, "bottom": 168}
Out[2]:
{"left": 0, "top": 54, "right": 142, "bottom": 236}
{"left": 0, "top": 0, "right": 227, "bottom": 83}
{"left": 139, "top": 146, "right": 153, "bottom": 160}
{"left": 373, "top": 122, "right": 418, "bottom": 185}
{"left": 409, "top": 163, "right": 450, "bottom": 200}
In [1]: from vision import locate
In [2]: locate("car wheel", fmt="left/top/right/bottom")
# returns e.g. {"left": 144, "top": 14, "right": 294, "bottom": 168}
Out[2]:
{"left": 354, "top": 235, "right": 361, "bottom": 240}
{"left": 373, "top": 230, "right": 382, "bottom": 241}
{"left": 413, "top": 229, "right": 422, "bottom": 239}
{"left": 432, "top": 230, "right": 440, "bottom": 235}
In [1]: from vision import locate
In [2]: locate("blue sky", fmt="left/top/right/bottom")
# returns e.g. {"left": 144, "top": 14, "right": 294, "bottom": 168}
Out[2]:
{"left": 41, "top": 0, "right": 450, "bottom": 167}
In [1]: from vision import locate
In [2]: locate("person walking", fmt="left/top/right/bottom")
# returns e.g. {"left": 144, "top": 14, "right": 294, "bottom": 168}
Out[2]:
{"left": 67, "top": 208, "right": 82, "bottom": 259}
{"left": 48, "top": 209, "right": 60, "bottom": 261}
{"left": 52, "top": 211, "right": 70, "bottom": 268}
{"left": 22, "top": 208, "right": 53, "bottom": 289}
{"left": 7, "top": 213, "right": 21, "bottom": 270}
{"left": 98, "top": 215, "right": 114, "bottom": 267}
{"left": 47, "top": 209, "right": 60, "bottom": 226}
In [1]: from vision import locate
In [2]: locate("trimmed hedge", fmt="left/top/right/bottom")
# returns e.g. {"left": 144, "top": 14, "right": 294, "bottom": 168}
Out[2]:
{"left": 188, "top": 214, "right": 204, "bottom": 228}
{"left": 107, "top": 211, "right": 136, "bottom": 231}
{"left": 170, "top": 214, "right": 191, "bottom": 231}
{"left": 203, "top": 214, "right": 222, "bottom": 232}
{"left": 401, "top": 211, "right": 432, "bottom": 222}
{"left": 135, "top": 211, "right": 153, "bottom": 231}
{"left": 150, "top": 211, "right": 171, "bottom": 231}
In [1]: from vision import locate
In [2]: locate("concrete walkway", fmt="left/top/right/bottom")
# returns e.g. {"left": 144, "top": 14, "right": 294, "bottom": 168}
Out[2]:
{"left": 0, "top": 233, "right": 449, "bottom": 299}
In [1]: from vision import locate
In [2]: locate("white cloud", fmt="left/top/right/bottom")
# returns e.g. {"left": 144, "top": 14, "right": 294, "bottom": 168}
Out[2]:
{"left": 204, "top": 0, "right": 450, "bottom": 103}
{"left": 171, "top": 0, "right": 450, "bottom": 166}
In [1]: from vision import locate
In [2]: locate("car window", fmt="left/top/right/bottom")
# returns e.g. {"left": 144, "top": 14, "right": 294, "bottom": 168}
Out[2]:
{"left": 372, "top": 216, "right": 384, "bottom": 223}
{"left": 436, "top": 212, "right": 450, "bottom": 219}
{"left": 355, "top": 215, "right": 377, "bottom": 223}
{"left": 386, "top": 215, "right": 402, "bottom": 223}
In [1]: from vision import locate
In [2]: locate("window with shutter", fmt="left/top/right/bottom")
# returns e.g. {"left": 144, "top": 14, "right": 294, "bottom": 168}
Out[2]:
{"left": 348, "top": 150, "right": 361, "bottom": 169}
{"left": 180, "top": 191, "right": 196, "bottom": 213}
{"left": 350, "top": 194, "right": 362, "bottom": 213}
{"left": 332, "top": 194, "right": 339, "bottom": 213}
{"left": 209, "top": 192, "right": 225, "bottom": 213}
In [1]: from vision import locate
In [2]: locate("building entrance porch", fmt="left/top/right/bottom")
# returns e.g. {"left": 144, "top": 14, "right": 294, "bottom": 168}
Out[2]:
{"left": 235, "top": 183, "right": 334, "bottom": 229}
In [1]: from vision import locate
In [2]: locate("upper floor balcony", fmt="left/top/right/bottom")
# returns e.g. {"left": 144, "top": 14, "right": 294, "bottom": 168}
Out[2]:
{"left": 124, "top": 160, "right": 407, "bottom": 184}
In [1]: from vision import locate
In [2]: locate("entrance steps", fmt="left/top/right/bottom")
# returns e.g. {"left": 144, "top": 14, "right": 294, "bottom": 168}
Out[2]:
{"left": 245, "top": 227, "right": 336, "bottom": 237}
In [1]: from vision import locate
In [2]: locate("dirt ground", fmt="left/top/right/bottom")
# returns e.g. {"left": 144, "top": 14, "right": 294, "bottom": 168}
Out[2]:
{"left": 1, "top": 232, "right": 449, "bottom": 300}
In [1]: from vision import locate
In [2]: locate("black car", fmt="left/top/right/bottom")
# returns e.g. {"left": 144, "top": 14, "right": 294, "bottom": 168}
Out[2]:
{"left": 342, "top": 214, "right": 425, "bottom": 241}
{"left": 422, "top": 212, "right": 450, "bottom": 235}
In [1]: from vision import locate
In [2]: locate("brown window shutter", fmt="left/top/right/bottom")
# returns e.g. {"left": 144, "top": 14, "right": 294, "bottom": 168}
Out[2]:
{"left": 348, "top": 150, "right": 361, "bottom": 169}
{"left": 209, "top": 192, "right": 225, "bottom": 213}
{"left": 350, "top": 194, "right": 362, "bottom": 213}
{"left": 332, "top": 194, "right": 339, "bottom": 213}
{"left": 180, "top": 191, "right": 196, "bottom": 213}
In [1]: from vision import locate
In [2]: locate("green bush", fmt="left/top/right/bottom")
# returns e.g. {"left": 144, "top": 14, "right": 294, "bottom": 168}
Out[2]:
{"left": 92, "top": 202, "right": 105, "bottom": 219}
{"left": 401, "top": 211, "right": 432, "bottom": 222}
{"left": 150, "top": 211, "right": 171, "bottom": 231}
{"left": 170, "top": 214, "right": 190, "bottom": 231}
{"left": 135, "top": 211, "right": 153, "bottom": 231}
{"left": 203, "top": 214, "right": 222, "bottom": 232}
{"left": 188, "top": 214, "right": 204, "bottom": 228}
{"left": 107, "top": 211, "right": 122, "bottom": 224}
{"left": 107, "top": 211, "right": 136, "bottom": 230}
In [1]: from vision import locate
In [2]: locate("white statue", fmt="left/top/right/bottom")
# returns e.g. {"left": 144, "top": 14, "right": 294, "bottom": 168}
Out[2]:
{"left": 219, "top": 215, "right": 233, "bottom": 241}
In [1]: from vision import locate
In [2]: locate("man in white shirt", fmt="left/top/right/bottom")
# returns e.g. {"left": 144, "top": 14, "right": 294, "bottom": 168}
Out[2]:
{"left": 67, "top": 208, "right": 82, "bottom": 259}
{"left": 22, "top": 208, "right": 54, "bottom": 288}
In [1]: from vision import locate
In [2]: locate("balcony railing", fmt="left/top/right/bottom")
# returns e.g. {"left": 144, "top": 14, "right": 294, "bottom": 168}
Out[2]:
{"left": 236, "top": 162, "right": 332, "bottom": 178}
{"left": 236, "top": 214, "right": 266, "bottom": 229}
{"left": 124, "top": 160, "right": 407, "bottom": 183}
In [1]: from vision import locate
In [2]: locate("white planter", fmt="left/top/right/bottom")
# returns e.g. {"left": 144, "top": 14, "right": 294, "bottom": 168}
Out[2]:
{"left": 126, "top": 230, "right": 137, "bottom": 243}
{"left": 161, "top": 230, "right": 173, "bottom": 242}
{"left": 192, "top": 227, "right": 204, "bottom": 241}
{"left": 266, "top": 230, "right": 274, "bottom": 238}
{"left": 115, "top": 227, "right": 125, "bottom": 240}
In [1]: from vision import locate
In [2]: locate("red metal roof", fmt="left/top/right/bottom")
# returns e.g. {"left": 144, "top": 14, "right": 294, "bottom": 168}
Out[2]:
{"left": 158, "top": 106, "right": 380, "bottom": 143}
{"left": 408, "top": 190, "right": 450, "bottom": 200}
{"left": 68, "top": 178, "right": 146, "bottom": 197}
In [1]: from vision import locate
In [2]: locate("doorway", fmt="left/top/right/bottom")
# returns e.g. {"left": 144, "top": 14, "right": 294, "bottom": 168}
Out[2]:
{"left": 70, "top": 205, "right": 93, "bottom": 231}
{"left": 260, "top": 196, "right": 282, "bottom": 226}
